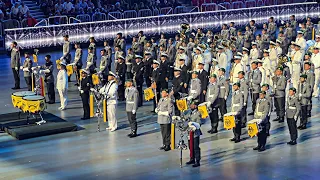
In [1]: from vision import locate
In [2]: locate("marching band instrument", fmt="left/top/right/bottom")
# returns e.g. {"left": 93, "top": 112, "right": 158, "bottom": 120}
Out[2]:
{"left": 22, "top": 95, "right": 46, "bottom": 113}
{"left": 198, "top": 102, "right": 209, "bottom": 119}
{"left": 12, "top": 91, "right": 36, "bottom": 109}
{"left": 66, "top": 64, "right": 74, "bottom": 76}
{"left": 223, "top": 112, "right": 236, "bottom": 130}
{"left": 247, "top": 119, "right": 261, "bottom": 138}
{"left": 92, "top": 73, "right": 100, "bottom": 86}
{"left": 176, "top": 98, "right": 188, "bottom": 112}
{"left": 144, "top": 87, "right": 155, "bottom": 101}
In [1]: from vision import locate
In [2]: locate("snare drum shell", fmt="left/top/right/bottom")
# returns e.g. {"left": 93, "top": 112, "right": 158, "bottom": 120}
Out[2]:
{"left": 23, "top": 96, "right": 46, "bottom": 113}
{"left": 223, "top": 115, "right": 236, "bottom": 130}
{"left": 247, "top": 122, "right": 259, "bottom": 138}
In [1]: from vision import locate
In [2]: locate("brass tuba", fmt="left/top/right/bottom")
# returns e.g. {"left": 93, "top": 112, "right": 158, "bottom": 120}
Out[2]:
{"left": 307, "top": 46, "right": 315, "bottom": 54}
{"left": 277, "top": 54, "right": 290, "bottom": 67}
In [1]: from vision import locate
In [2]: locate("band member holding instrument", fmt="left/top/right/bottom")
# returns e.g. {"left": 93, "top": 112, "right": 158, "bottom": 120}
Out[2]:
{"left": 286, "top": 87, "right": 300, "bottom": 145}
{"left": 156, "top": 89, "right": 173, "bottom": 152}
{"left": 253, "top": 91, "right": 270, "bottom": 152}
{"left": 206, "top": 74, "right": 220, "bottom": 134}
{"left": 230, "top": 82, "right": 244, "bottom": 143}
{"left": 39, "top": 55, "right": 55, "bottom": 104}
{"left": 73, "top": 43, "right": 83, "bottom": 86}
{"left": 79, "top": 69, "right": 93, "bottom": 120}
{"left": 125, "top": 79, "right": 139, "bottom": 138}
{"left": 170, "top": 67, "right": 185, "bottom": 116}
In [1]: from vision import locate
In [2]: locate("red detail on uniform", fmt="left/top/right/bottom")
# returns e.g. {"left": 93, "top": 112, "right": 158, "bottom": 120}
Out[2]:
{"left": 189, "top": 131, "right": 194, "bottom": 159}
{"left": 40, "top": 77, "right": 45, "bottom": 96}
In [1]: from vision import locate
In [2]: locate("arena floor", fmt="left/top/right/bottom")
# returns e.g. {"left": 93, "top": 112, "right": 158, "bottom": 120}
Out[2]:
{"left": 0, "top": 48, "right": 319, "bottom": 180}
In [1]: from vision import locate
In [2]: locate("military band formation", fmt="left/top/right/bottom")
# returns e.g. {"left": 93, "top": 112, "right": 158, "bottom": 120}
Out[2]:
{"left": 10, "top": 15, "right": 320, "bottom": 168}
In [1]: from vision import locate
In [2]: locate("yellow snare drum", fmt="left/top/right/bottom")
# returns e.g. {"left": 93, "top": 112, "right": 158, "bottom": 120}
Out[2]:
{"left": 22, "top": 95, "right": 46, "bottom": 113}
{"left": 176, "top": 98, "right": 187, "bottom": 112}
{"left": 92, "top": 73, "right": 100, "bottom": 85}
{"left": 66, "top": 64, "right": 74, "bottom": 76}
{"left": 223, "top": 113, "right": 236, "bottom": 130}
{"left": 11, "top": 91, "right": 36, "bottom": 109}
{"left": 198, "top": 102, "right": 209, "bottom": 119}
{"left": 144, "top": 88, "right": 155, "bottom": 101}
{"left": 79, "top": 69, "right": 84, "bottom": 80}
{"left": 247, "top": 119, "right": 260, "bottom": 138}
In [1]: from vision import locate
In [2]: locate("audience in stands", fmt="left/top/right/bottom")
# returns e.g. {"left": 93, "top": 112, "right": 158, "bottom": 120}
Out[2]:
{"left": 24, "top": 11, "right": 37, "bottom": 27}
{"left": 18, "top": 2, "right": 28, "bottom": 16}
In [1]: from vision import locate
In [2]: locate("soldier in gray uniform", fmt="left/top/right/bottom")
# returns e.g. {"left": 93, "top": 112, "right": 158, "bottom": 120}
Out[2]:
{"left": 73, "top": 43, "right": 83, "bottom": 86}
{"left": 286, "top": 87, "right": 300, "bottom": 145}
{"left": 88, "top": 37, "right": 97, "bottom": 65}
{"left": 261, "top": 84, "right": 273, "bottom": 136}
{"left": 132, "top": 36, "right": 143, "bottom": 56}
{"left": 99, "top": 49, "right": 109, "bottom": 84}
{"left": 238, "top": 71, "right": 249, "bottom": 127}
{"left": 230, "top": 82, "right": 244, "bottom": 143}
{"left": 39, "top": 55, "right": 55, "bottom": 104}
{"left": 114, "top": 32, "right": 126, "bottom": 53}
{"left": 303, "top": 61, "right": 315, "bottom": 117}
{"left": 261, "top": 29, "right": 270, "bottom": 51}
{"left": 235, "top": 30, "right": 244, "bottom": 52}
{"left": 61, "top": 35, "right": 71, "bottom": 81}
{"left": 86, "top": 47, "right": 95, "bottom": 75}
{"left": 229, "top": 22, "right": 237, "bottom": 37}
{"left": 166, "top": 38, "right": 176, "bottom": 65}
{"left": 268, "top": 17, "right": 277, "bottom": 41}
{"left": 248, "top": 61, "right": 262, "bottom": 116}
{"left": 187, "top": 71, "right": 201, "bottom": 102}
{"left": 272, "top": 67, "right": 287, "bottom": 123}
{"left": 10, "top": 41, "right": 21, "bottom": 89}
{"left": 244, "top": 26, "right": 253, "bottom": 49}
{"left": 217, "top": 68, "right": 229, "bottom": 121}
{"left": 252, "top": 91, "right": 270, "bottom": 152}
{"left": 221, "top": 24, "right": 229, "bottom": 41}
{"left": 21, "top": 52, "right": 33, "bottom": 91}
{"left": 206, "top": 74, "right": 220, "bottom": 134}
{"left": 125, "top": 79, "right": 139, "bottom": 138}
{"left": 297, "top": 74, "right": 312, "bottom": 130}
{"left": 156, "top": 89, "right": 173, "bottom": 151}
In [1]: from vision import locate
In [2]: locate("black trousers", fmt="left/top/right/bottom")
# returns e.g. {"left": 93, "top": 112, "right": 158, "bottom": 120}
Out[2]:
{"left": 168, "top": 62, "right": 174, "bottom": 80}
{"left": 12, "top": 68, "right": 20, "bottom": 88}
{"left": 209, "top": 106, "right": 219, "bottom": 130}
{"left": 300, "top": 105, "right": 308, "bottom": 126}
{"left": 257, "top": 125, "right": 267, "bottom": 147}
{"left": 188, "top": 136, "right": 201, "bottom": 161}
{"left": 287, "top": 117, "right": 297, "bottom": 141}
{"left": 308, "top": 98, "right": 312, "bottom": 115}
{"left": 24, "top": 76, "right": 32, "bottom": 91}
{"left": 251, "top": 93, "right": 259, "bottom": 112}
{"left": 118, "top": 82, "right": 125, "bottom": 100}
{"left": 46, "top": 82, "right": 55, "bottom": 103}
{"left": 126, "top": 72, "right": 133, "bottom": 80}
{"left": 75, "top": 66, "right": 81, "bottom": 83}
{"left": 218, "top": 98, "right": 227, "bottom": 117}
{"left": 159, "top": 80, "right": 168, "bottom": 90}
{"left": 233, "top": 118, "right": 241, "bottom": 140}
{"left": 137, "top": 84, "right": 143, "bottom": 107}
{"left": 241, "top": 105, "right": 247, "bottom": 125}
{"left": 160, "top": 124, "right": 171, "bottom": 146}
{"left": 275, "top": 97, "right": 285, "bottom": 118}
{"left": 127, "top": 112, "right": 137, "bottom": 132}
{"left": 145, "top": 76, "right": 151, "bottom": 88}
{"left": 81, "top": 92, "right": 90, "bottom": 118}
{"left": 266, "top": 116, "right": 271, "bottom": 133}
{"left": 199, "top": 92, "right": 205, "bottom": 104}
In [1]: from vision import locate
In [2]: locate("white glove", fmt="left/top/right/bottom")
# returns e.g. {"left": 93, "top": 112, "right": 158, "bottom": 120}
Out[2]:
{"left": 23, "top": 68, "right": 29, "bottom": 72}
{"left": 106, "top": 95, "right": 110, "bottom": 100}
{"left": 257, "top": 119, "right": 262, "bottom": 124}
{"left": 97, "top": 71, "right": 102, "bottom": 74}
{"left": 294, "top": 116, "right": 298, "bottom": 120}
{"left": 189, "top": 125, "right": 197, "bottom": 131}
{"left": 172, "top": 116, "right": 181, "bottom": 121}
{"left": 80, "top": 90, "right": 84, "bottom": 94}
{"left": 20, "top": 66, "right": 23, "bottom": 70}
{"left": 15, "top": 67, "right": 18, "bottom": 71}
{"left": 132, "top": 110, "right": 136, "bottom": 114}
{"left": 78, "top": 87, "right": 81, "bottom": 91}
{"left": 158, "top": 111, "right": 169, "bottom": 116}
{"left": 224, "top": 96, "right": 227, "bottom": 100}
{"left": 90, "top": 88, "right": 97, "bottom": 92}
{"left": 39, "top": 70, "right": 43, "bottom": 74}
{"left": 33, "top": 70, "right": 38, "bottom": 74}
{"left": 205, "top": 101, "right": 211, "bottom": 108}
{"left": 155, "top": 108, "right": 159, "bottom": 113}
{"left": 244, "top": 103, "right": 246, "bottom": 106}
{"left": 299, "top": 93, "right": 302, "bottom": 97}
{"left": 37, "top": 66, "right": 41, "bottom": 68}
{"left": 60, "top": 57, "right": 64, "bottom": 60}
{"left": 31, "top": 67, "right": 36, "bottom": 70}
{"left": 187, "top": 96, "right": 193, "bottom": 101}
{"left": 250, "top": 79, "right": 253, "bottom": 83}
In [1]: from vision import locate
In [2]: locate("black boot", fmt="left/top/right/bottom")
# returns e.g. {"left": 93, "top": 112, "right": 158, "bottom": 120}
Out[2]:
{"left": 253, "top": 145, "right": 261, "bottom": 150}
{"left": 185, "top": 159, "right": 195, "bottom": 165}
{"left": 230, "top": 138, "right": 236, "bottom": 141}
{"left": 278, "top": 117, "right": 284, "bottom": 123}
{"left": 258, "top": 146, "right": 266, "bottom": 152}
{"left": 287, "top": 140, "right": 297, "bottom": 145}
{"left": 192, "top": 160, "right": 200, "bottom": 167}
{"left": 127, "top": 132, "right": 133, "bottom": 137}
{"left": 159, "top": 145, "right": 165, "bottom": 150}
{"left": 130, "top": 131, "right": 137, "bottom": 138}
{"left": 164, "top": 145, "right": 171, "bottom": 151}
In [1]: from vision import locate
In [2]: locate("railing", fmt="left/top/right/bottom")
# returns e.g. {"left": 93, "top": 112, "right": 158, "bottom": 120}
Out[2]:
{"left": 69, "top": 17, "right": 81, "bottom": 24}
{"left": 92, "top": 13, "right": 107, "bottom": 21}
{"left": 48, "top": 16, "right": 68, "bottom": 25}
{"left": 108, "top": 11, "right": 123, "bottom": 20}
{"left": 35, "top": 19, "right": 48, "bottom": 27}
{"left": 4, "top": 2, "right": 320, "bottom": 49}
{"left": 123, "top": 10, "right": 137, "bottom": 19}
{"left": 76, "top": 14, "right": 91, "bottom": 22}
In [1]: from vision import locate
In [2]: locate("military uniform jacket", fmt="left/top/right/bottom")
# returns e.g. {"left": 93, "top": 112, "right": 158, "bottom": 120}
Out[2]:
{"left": 198, "top": 69, "right": 208, "bottom": 91}
{"left": 172, "top": 75, "right": 184, "bottom": 99}
{"left": 62, "top": 41, "right": 71, "bottom": 62}
{"left": 254, "top": 98, "right": 270, "bottom": 124}
{"left": 157, "top": 97, "right": 173, "bottom": 124}
{"left": 298, "top": 82, "right": 311, "bottom": 105}
{"left": 218, "top": 75, "right": 230, "bottom": 99}
{"left": 249, "top": 69, "right": 262, "bottom": 93}
{"left": 167, "top": 44, "right": 176, "bottom": 63}
{"left": 286, "top": 95, "right": 300, "bottom": 119}
{"left": 236, "top": 35, "right": 244, "bottom": 52}
{"left": 283, "top": 65, "right": 291, "bottom": 81}
{"left": 114, "top": 38, "right": 125, "bottom": 51}
{"left": 244, "top": 30, "right": 252, "bottom": 48}
{"left": 241, "top": 54, "right": 249, "bottom": 68}
{"left": 80, "top": 76, "right": 93, "bottom": 95}
{"left": 88, "top": 42, "right": 97, "bottom": 61}
{"left": 126, "top": 54, "right": 135, "bottom": 73}
{"left": 250, "top": 48, "right": 259, "bottom": 61}
{"left": 100, "top": 55, "right": 108, "bottom": 75}
{"left": 261, "top": 34, "right": 270, "bottom": 50}
{"left": 230, "top": 63, "right": 244, "bottom": 83}
{"left": 138, "top": 36, "right": 146, "bottom": 47}
{"left": 266, "top": 91, "right": 273, "bottom": 115}
{"left": 144, "top": 57, "right": 153, "bottom": 77}
{"left": 221, "top": 29, "right": 229, "bottom": 40}
{"left": 74, "top": 48, "right": 83, "bottom": 67}
{"left": 239, "top": 78, "right": 249, "bottom": 103}
{"left": 216, "top": 52, "right": 227, "bottom": 69}
{"left": 11, "top": 47, "right": 20, "bottom": 68}
{"left": 42, "top": 61, "right": 54, "bottom": 83}
{"left": 273, "top": 75, "right": 286, "bottom": 98}
{"left": 159, "top": 60, "right": 169, "bottom": 82}
{"left": 231, "top": 90, "right": 244, "bottom": 116}
{"left": 100, "top": 80, "right": 118, "bottom": 105}
{"left": 125, "top": 87, "right": 139, "bottom": 112}
{"left": 133, "top": 61, "right": 144, "bottom": 85}
{"left": 22, "top": 58, "right": 32, "bottom": 77}
{"left": 229, "top": 27, "right": 237, "bottom": 37}
{"left": 189, "top": 78, "right": 201, "bottom": 99}
{"left": 268, "top": 22, "right": 277, "bottom": 38}
{"left": 116, "top": 62, "right": 126, "bottom": 82}
{"left": 303, "top": 70, "right": 315, "bottom": 89}
{"left": 86, "top": 53, "right": 94, "bottom": 66}
{"left": 206, "top": 82, "right": 219, "bottom": 107}
{"left": 159, "top": 39, "right": 167, "bottom": 49}
{"left": 311, "top": 53, "right": 320, "bottom": 69}
{"left": 132, "top": 41, "right": 142, "bottom": 54}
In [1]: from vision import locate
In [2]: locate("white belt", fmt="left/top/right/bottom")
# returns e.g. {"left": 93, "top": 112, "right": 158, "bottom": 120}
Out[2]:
{"left": 127, "top": 101, "right": 135, "bottom": 104}
{"left": 221, "top": 86, "right": 225, "bottom": 89}
{"left": 256, "top": 112, "right": 263, "bottom": 116}
{"left": 233, "top": 104, "right": 240, "bottom": 107}
{"left": 288, "top": 106, "right": 296, "bottom": 109}
{"left": 191, "top": 90, "right": 196, "bottom": 93}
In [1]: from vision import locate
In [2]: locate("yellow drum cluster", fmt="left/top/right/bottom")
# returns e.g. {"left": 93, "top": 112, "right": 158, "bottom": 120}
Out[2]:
{"left": 11, "top": 91, "right": 46, "bottom": 113}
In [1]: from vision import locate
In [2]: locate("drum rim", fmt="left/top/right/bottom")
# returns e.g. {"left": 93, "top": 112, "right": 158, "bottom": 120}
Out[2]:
{"left": 12, "top": 91, "right": 36, "bottom": 96}
{"left": 22, "top": 95, "right": 45, "bottom": 100}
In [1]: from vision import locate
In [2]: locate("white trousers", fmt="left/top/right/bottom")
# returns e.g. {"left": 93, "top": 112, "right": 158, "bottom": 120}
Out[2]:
{"left": 107, "top": 104, "right": 117, "bottom": 130}
{"left": 292, "top": 64, "right": 301, "bottom": 89}
{"left": 58, "top": 89, "right": 68, "bottom": 108}
{"left": 313, "top": 68, "right": 320, "bottom": 97}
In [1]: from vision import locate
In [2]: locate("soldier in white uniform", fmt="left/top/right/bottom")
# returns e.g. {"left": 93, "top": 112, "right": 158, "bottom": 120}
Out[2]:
{"left": 56, "top": 61, "right": 68, "bottom": 110}
{"left": 252, "top": 91, "right": 270, "bottom": 152}
{"left": 10, "top": 41, "right": 21, "bottom": 89}
{"left": 230, "top": 56, "right": 244, "bottom": 84}
{"left": 73, "top": 43, "right": 83, "bottom": 86}
{"left": 191, "top": 47, "right": 203, "bottom": 71}
{"left": 311, "top": 47, "right": 320, "bottom": 97}
{"left": 250, "top": 42, "right": 259, "bottom": 62}
{"left": 295, "top": 31, "right": 307, "bottom": 53}
{"left": 21, "top": 52, "right": 33, "bottom": 91}
{"left": 216, "top": 46, "right": 227, "bottom": 70}
{"left": 156, "top": 89, "right": 173, "bottom": 152}
{"left": 257, "top": 59, "right": 266, "bottom": 86}
{"left": 242, "top": 47, "right": 250, "bottom": 73}
{"left": 230, "top": 82, "right": 244, "bottom": 143}
{"left": 269, "top": 41, "right": 278, "bottom": 72}
{"left": 275, "top": 39, "right": 283, "bottom": 56}
{"left": 292, "top": 43, "right": 303, "bottom": 89}
{"left": 125, "top": 79, "right": 139, "bottom": 138}
{"left": 314, "top": 35, "right": 320, "bottom": 48}
{"left": 286, "top": 87, "right": 300, "bottom": 145}
{"left": 262, "top": 50, "right": 272, "bottom": 87}
{"left": 100, "top": 72, "right": 118, "bottom": 132}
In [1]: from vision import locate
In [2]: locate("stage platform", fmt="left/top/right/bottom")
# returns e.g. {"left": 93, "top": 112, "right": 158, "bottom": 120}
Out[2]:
{"left": 0, "top": 48, "right": 320, "bottom": 180}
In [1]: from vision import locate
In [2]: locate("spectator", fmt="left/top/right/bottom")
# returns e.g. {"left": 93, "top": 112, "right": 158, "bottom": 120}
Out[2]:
{"left": 115, "top": 2, "right": 123, "bottom": 12}
{"left": 63, "top": 0, "right": 73, "bottom": 13}
{"left": 74, "top": 0, "right": 81, "bottom": 12}
{"left": 133, "top": 3, "right": 138, "bottom": 11}
{"left": 18, "top": 2, "right": 28, "bottom": 16}
{"left": 55, "top": 0, "right": 64, "bottom": 13}
{"left": 87, "top": 0, "right": 94, "bottom": 9}
{"left": 79, "top": 0, "right": 88, "bottom": 10}
{"left": 10, "top": 2, "right": 19, "bottom": 19}
{"left": 25, "top": 11, "right": 37, "bottom": 27}
{"left": 0, "top": 9, "right": 4, "bottom": 21}
{"left": 78, "top": 7, "right": 84, "bottom": 14}
{"left": 87, "top": 7, "right": 93, "bottom": 16}
{"left": 139, "top": 2, "right": 144, "bottom": 9}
